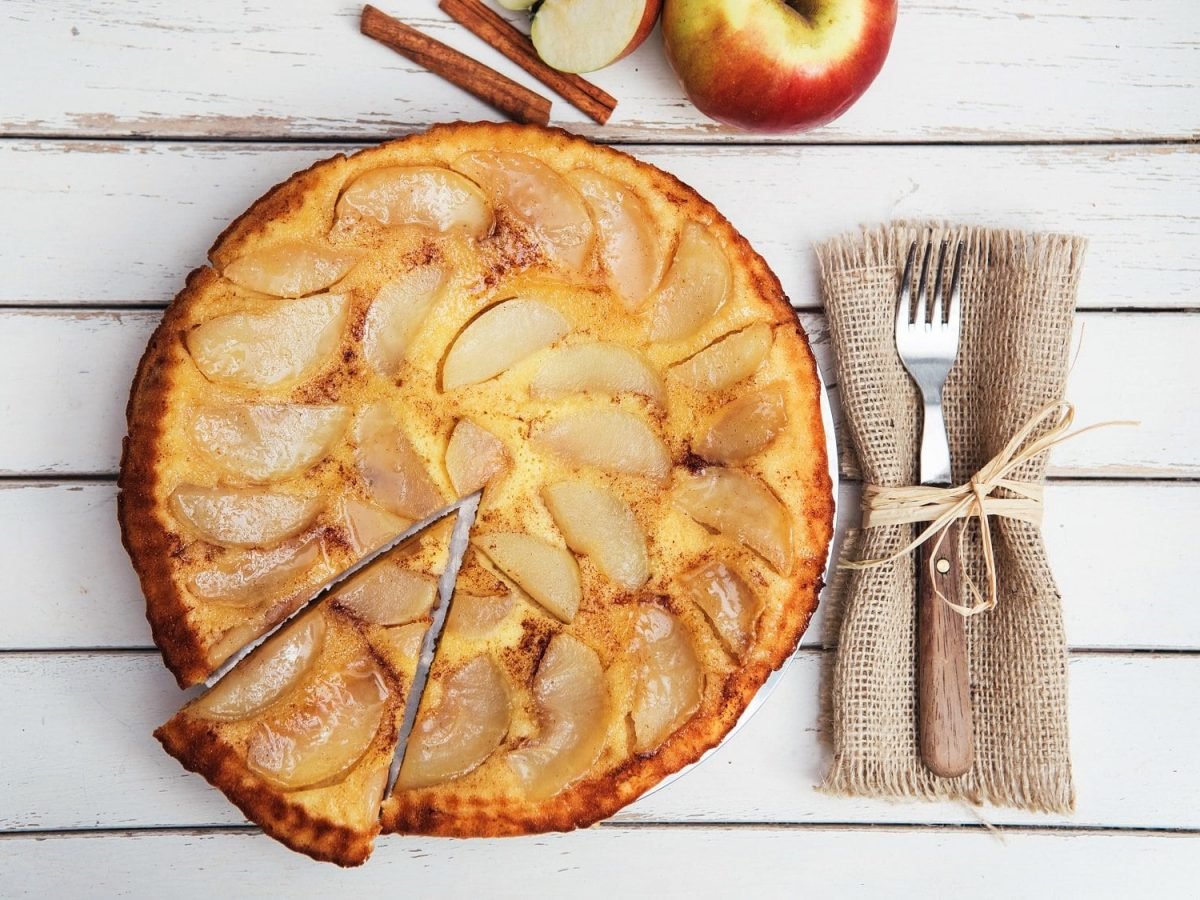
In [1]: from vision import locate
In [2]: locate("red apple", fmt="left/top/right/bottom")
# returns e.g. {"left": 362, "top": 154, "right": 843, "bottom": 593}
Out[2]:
{"left": 531, "top": 0, "right": 663, "bottom": 74}
{"left": 661, "top": 0, "right": 897, "bottom": 132}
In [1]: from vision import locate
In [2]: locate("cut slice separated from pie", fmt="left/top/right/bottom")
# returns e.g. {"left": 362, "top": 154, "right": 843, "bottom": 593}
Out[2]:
{"left": 122, "top": 122, "right": 834, "bottom": 865}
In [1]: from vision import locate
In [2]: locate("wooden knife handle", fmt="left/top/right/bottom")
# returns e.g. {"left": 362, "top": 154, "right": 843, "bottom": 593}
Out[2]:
{"left": 917, "top": 519, "right": 974, "bottom": 778}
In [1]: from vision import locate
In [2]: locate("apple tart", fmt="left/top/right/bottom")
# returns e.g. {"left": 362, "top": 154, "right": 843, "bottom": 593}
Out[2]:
{"left": 119, "top": 122, "right": 833, "bottom": 864}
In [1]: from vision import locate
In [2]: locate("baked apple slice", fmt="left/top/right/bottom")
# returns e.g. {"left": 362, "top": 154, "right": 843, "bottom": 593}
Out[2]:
{"left": 567, "top": 169, "right": 664, "bottom": 308}
{"left": 543, "top": 481, "right": 649, "bottom": 590}
{"left": 335, "top": 166, "right": 493, "bottom": 238}
{"left": 529, "top": 342, "right": 666, "bottom": 407}
{"left": 396, "top": 655, "right": 511, "bottom": 790}
{"left": 190, "top": 403, "right": 349, "bottom": 483}
{"left": 333, "top": 557, "right": 438, "bottom": 626}
{"left": 697, "top": 382, "right": 788, "bottom": 463}
{"left": 170, "top": 485, "right": 321, "bottom": 548}
{"left": 475, "top": 532, "right": 582, "bottom": 623}
{"left": 335, "top": 496, "right": 411, "bottom": 557}
{"left": 355, "top": 402, "right": 446, "bottom": 520}
{"left": 442, "top": 298, "right": 570, "bottom": 389}
{"left": 363, "top": 265, "right": 446, "bottom": 378}
{"left": 222, "top": 240, "right": 360, "bottom": 298}
{"left": 445, "top": 419, "right": 509, "bottom": 496}
{"left": 678, "top": 560, "right": 762, "bottom": 660}
{"left": 630, "top": 605, "right": 702, "bottom": 753}
{"left": 506, "top": 633, "right": 608, "bottom": 800}
{"left": 674, "top": 468, "right": 793, "bottom": 573}
{"left": 532, "top": 408, "right": 670, "bottom": 481}
{"left": 669, "top": 323, "right": 773, "bottom": 392}
{"left": 452, "top": 151, "right": 595, "bottom": 270}
{"left": 647, "top": 222, "right": 730, "bottom": 342}
{"left": 186, "top": 294, "right": 348, "bottom": 390}
{"left": 187, "top": 538, "right": 322, "bottom": 608}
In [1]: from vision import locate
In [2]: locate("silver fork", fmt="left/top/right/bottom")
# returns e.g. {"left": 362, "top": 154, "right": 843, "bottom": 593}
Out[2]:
{"left": 896, "top": 238, "right": 973, "bottom": 779}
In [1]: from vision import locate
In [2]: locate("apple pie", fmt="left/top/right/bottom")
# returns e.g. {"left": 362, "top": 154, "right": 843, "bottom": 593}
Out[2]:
{"left": 119, "top": 122, "right": 833, "bottom": 864}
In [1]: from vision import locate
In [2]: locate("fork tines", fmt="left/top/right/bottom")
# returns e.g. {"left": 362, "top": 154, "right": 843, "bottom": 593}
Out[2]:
{"left": 898, "top": 238, "right": 965, "bottom": 329}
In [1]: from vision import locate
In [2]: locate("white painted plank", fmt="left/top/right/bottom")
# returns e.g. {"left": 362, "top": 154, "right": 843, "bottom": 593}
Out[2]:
{"left": 3, "top": 1, "right": 1197, "bottom": 143}
{"left": 2, "top": 827, "right": 1196, "bottom": 898}
{"left": 0, "top": 310, "right": 1191, "bottom": 477}
{"left": 3, "top": 141, "right": 1197, "bottom": 309}
{"left": 1, "top": 652, "right": 1196, "bottom": 832}
{"left": 5, "top": 481, "right": 1198, "bottom": 652}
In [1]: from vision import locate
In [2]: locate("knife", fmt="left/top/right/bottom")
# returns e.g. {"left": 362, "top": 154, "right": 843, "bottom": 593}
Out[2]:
{"left": 203, "top": 493, "right": 479, "bottom": 690}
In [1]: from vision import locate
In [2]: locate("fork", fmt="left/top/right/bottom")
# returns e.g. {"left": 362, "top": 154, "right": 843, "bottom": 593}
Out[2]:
{"left": 896, "top": 238, "right": 973, "bottom": 779}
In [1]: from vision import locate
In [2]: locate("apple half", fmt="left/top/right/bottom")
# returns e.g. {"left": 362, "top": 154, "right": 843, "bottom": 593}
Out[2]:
{"left": 532, "top": 0, "right": 662, "bottom": 74}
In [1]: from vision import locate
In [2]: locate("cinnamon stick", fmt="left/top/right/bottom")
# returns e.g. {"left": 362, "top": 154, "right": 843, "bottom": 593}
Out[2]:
{"left": 360, "top": 4, "right": 551, "bottom": 126}
{"left": 439, "top": 0, "right": 617, "bottom": 125}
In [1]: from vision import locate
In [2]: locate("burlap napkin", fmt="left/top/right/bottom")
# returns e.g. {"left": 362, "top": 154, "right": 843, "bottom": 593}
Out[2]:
{"left": 817, "top": 222, "right": 1085, "bottom": 813}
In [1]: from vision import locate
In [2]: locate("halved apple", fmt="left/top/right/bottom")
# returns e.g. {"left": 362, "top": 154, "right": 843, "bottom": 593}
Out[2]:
{"left": 222, "top": 240, "right": 360, "bottom": 298}
{"left": 567, "top": 169, "right": 664, "bottom": 308}
{"left": 543, "top": 481, "right": 649, "bottom": 590}
{"left": 630, "top": 605, "right": 702, "bottom": 753}
{"left": 396, "top": 655, "right": 510, "bottom": 790}
{"left": 451, "top": 151, "right": 594, "bottom": 270}
{"left": 532, "top": 408, "right": 670, "bottom": 482}
{"left": 355, "top": 402, "right": 446, "bottom": 520}
{"left": 246, "top": 658, "right": 389, "bottom": 791}
{"left": 334, "top": 166, "right": 493, "bottom": 238}
{"left": 678, "top": 560, "right": 761, "bottom": 660}
{"left": 363, "top": 265, "right": 446, "bottom": 378}
{"left": 531, "top": 0, "right": 662, "bottom": 75}
{"left": 442, "top": 298, "right": 570, "bottom": 390}
{"left": 647, "top": 222, "right": 730, "bottom": 342}
{"left": 187, "top": 538, "right": 321, "bottom": 608}
{"left": 474, "top": 532, "right": 581, "bottom": 623}
{"left": 190, "top": 403, "right": 349, "bottom": 483}
{"left": 506, "top": 633, "right": 608, "bottom": 800}
{"left": 335, "top": 496, "right": 411, "bottom": 557}
{"left": 529, "top": 342, "right": 666, "bottom": 407}
{"left": 170, "top": 485, "right": 321, "bottom": 548}
{"left": 333, "top": 557, "right": 437, "bottom": 626}
{"left": 674, "top": 468, "right": 793, "bottom": 573}
{"left": 194, "top": 613, "right": 327, "bottom": 721}
{"left": 697, "top": 382, "right": 788, "bottom": 463}
{"left": 445, "top": 419, "right": 509, "bottom": 496}
{"left": 186, "top": 294, "right": 347, "bottom": 390}
{"left": 669, "top": 323, "right": 773, "bottom": 392}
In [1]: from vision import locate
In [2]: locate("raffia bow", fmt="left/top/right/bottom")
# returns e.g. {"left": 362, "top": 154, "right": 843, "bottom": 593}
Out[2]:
{"left": 841, "top": 402, "right": 1134, "bottom": 616}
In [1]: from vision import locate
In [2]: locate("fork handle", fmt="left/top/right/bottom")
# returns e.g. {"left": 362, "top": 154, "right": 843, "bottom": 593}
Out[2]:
{"left": 917, "top": 519, "right": 974, "bottom": 778}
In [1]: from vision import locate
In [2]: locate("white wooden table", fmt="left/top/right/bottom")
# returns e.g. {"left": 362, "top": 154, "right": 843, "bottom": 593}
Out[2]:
{"left": 2, "top": 1, "right": 1198, "bottom": 895}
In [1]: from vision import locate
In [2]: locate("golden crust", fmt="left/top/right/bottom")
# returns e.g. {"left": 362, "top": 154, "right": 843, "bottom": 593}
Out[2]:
{"left": 121, "top": 122, "right": 834, "bottom": 854}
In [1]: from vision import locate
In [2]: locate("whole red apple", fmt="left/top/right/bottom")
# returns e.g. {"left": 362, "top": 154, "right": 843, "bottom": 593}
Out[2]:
{"left": 662, "top": 0, "right": 897, "bottom": 132}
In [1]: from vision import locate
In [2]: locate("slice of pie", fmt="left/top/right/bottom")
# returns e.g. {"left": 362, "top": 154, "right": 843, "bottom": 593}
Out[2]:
{"left": 121, "top": 122, "right": 834, "bottom": 864}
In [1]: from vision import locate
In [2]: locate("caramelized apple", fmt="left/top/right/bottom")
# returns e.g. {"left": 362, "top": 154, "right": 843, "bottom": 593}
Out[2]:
{"left": 445, "top": 592, "right": 515, "bottom": 641}
{"left": 186, "top": 294, "right": 348, "bottom": 390}
{"left": 532, "top": 408, "right": 670, "bottom": 482}
{"left": 222, "top": 241, "right": 359, "bottom": 298}
{"left": 355, "top": 402, "right": 445, "bottom": 519}
{"left": 375, "top": 621, "right": 427, "bottom": 662}
{"left": 670, "top": 323, "right": 773, "bottom": 392}
{"left": 334, "top": 557, "right": 437, "bottom": 626}
{"left": 630, "top": 606, "right": 702, "bottom": 753}
{"left": 247, "top": 658, "right": 389, "bottom": 790}
{"left": 170, "top": 485, "right": 321, "bottom": 548}
{"left": 567, "top": 169, "right": 664, "bottom": 308}
{"left": 678, "top": 561, "right": 762, "bottom": 659}
{"left": 363, "top": 265, "right": 446, "bottom": 378}
{"left": 335, "top": 166, "right": 493, "bottom": 238}
{"left": 445, "top": 419, "right": 509, "bottom": 496}
{"left": 697, "top": 382, "right": 788, "bottom": 463}
{"left": 194, "top": 613, "right": 327, "bottom": 721}
{"left": 675, "top": 468, "right": 793, "bottom": 573}
{"left": 452, "top": 151, "right": 594, "bottom": 270}
{"left": 442, "top": 298, "right": 570, "bottom": 389}
{"left": 543, "top": 481, "right": 649, "bottom": 590}
{"left": 190, "top": 403, "right": 348, "bottom": 483}
{"left": 396, "top": 655, "right": 510, "bottom": 790}
{"left": 647, "top": 223, "right": 730, "bottom": 342}
{"left": 187, "top": 538, "right": 321, "bottom": 607}
{"left": 335, "top": 496, "right": 411, "bottom": 557}
{"left": 475, "top": 532, "right": 581, "bottom": 623}
{"left": 529, "top": 342, "right": 666, "bottom": 407}
{"left": 506, "top": 633, "right": 608, "bottom": 800}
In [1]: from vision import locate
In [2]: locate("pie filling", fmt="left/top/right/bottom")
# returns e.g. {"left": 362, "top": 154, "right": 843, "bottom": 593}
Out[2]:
{"left": 128, "top": 123, "right": 833, "bottom": 865}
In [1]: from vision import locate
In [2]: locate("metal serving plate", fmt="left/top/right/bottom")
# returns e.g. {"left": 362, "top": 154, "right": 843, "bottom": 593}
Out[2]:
{"left": 642, "top": 350, "right": 840, "bottom": 799}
